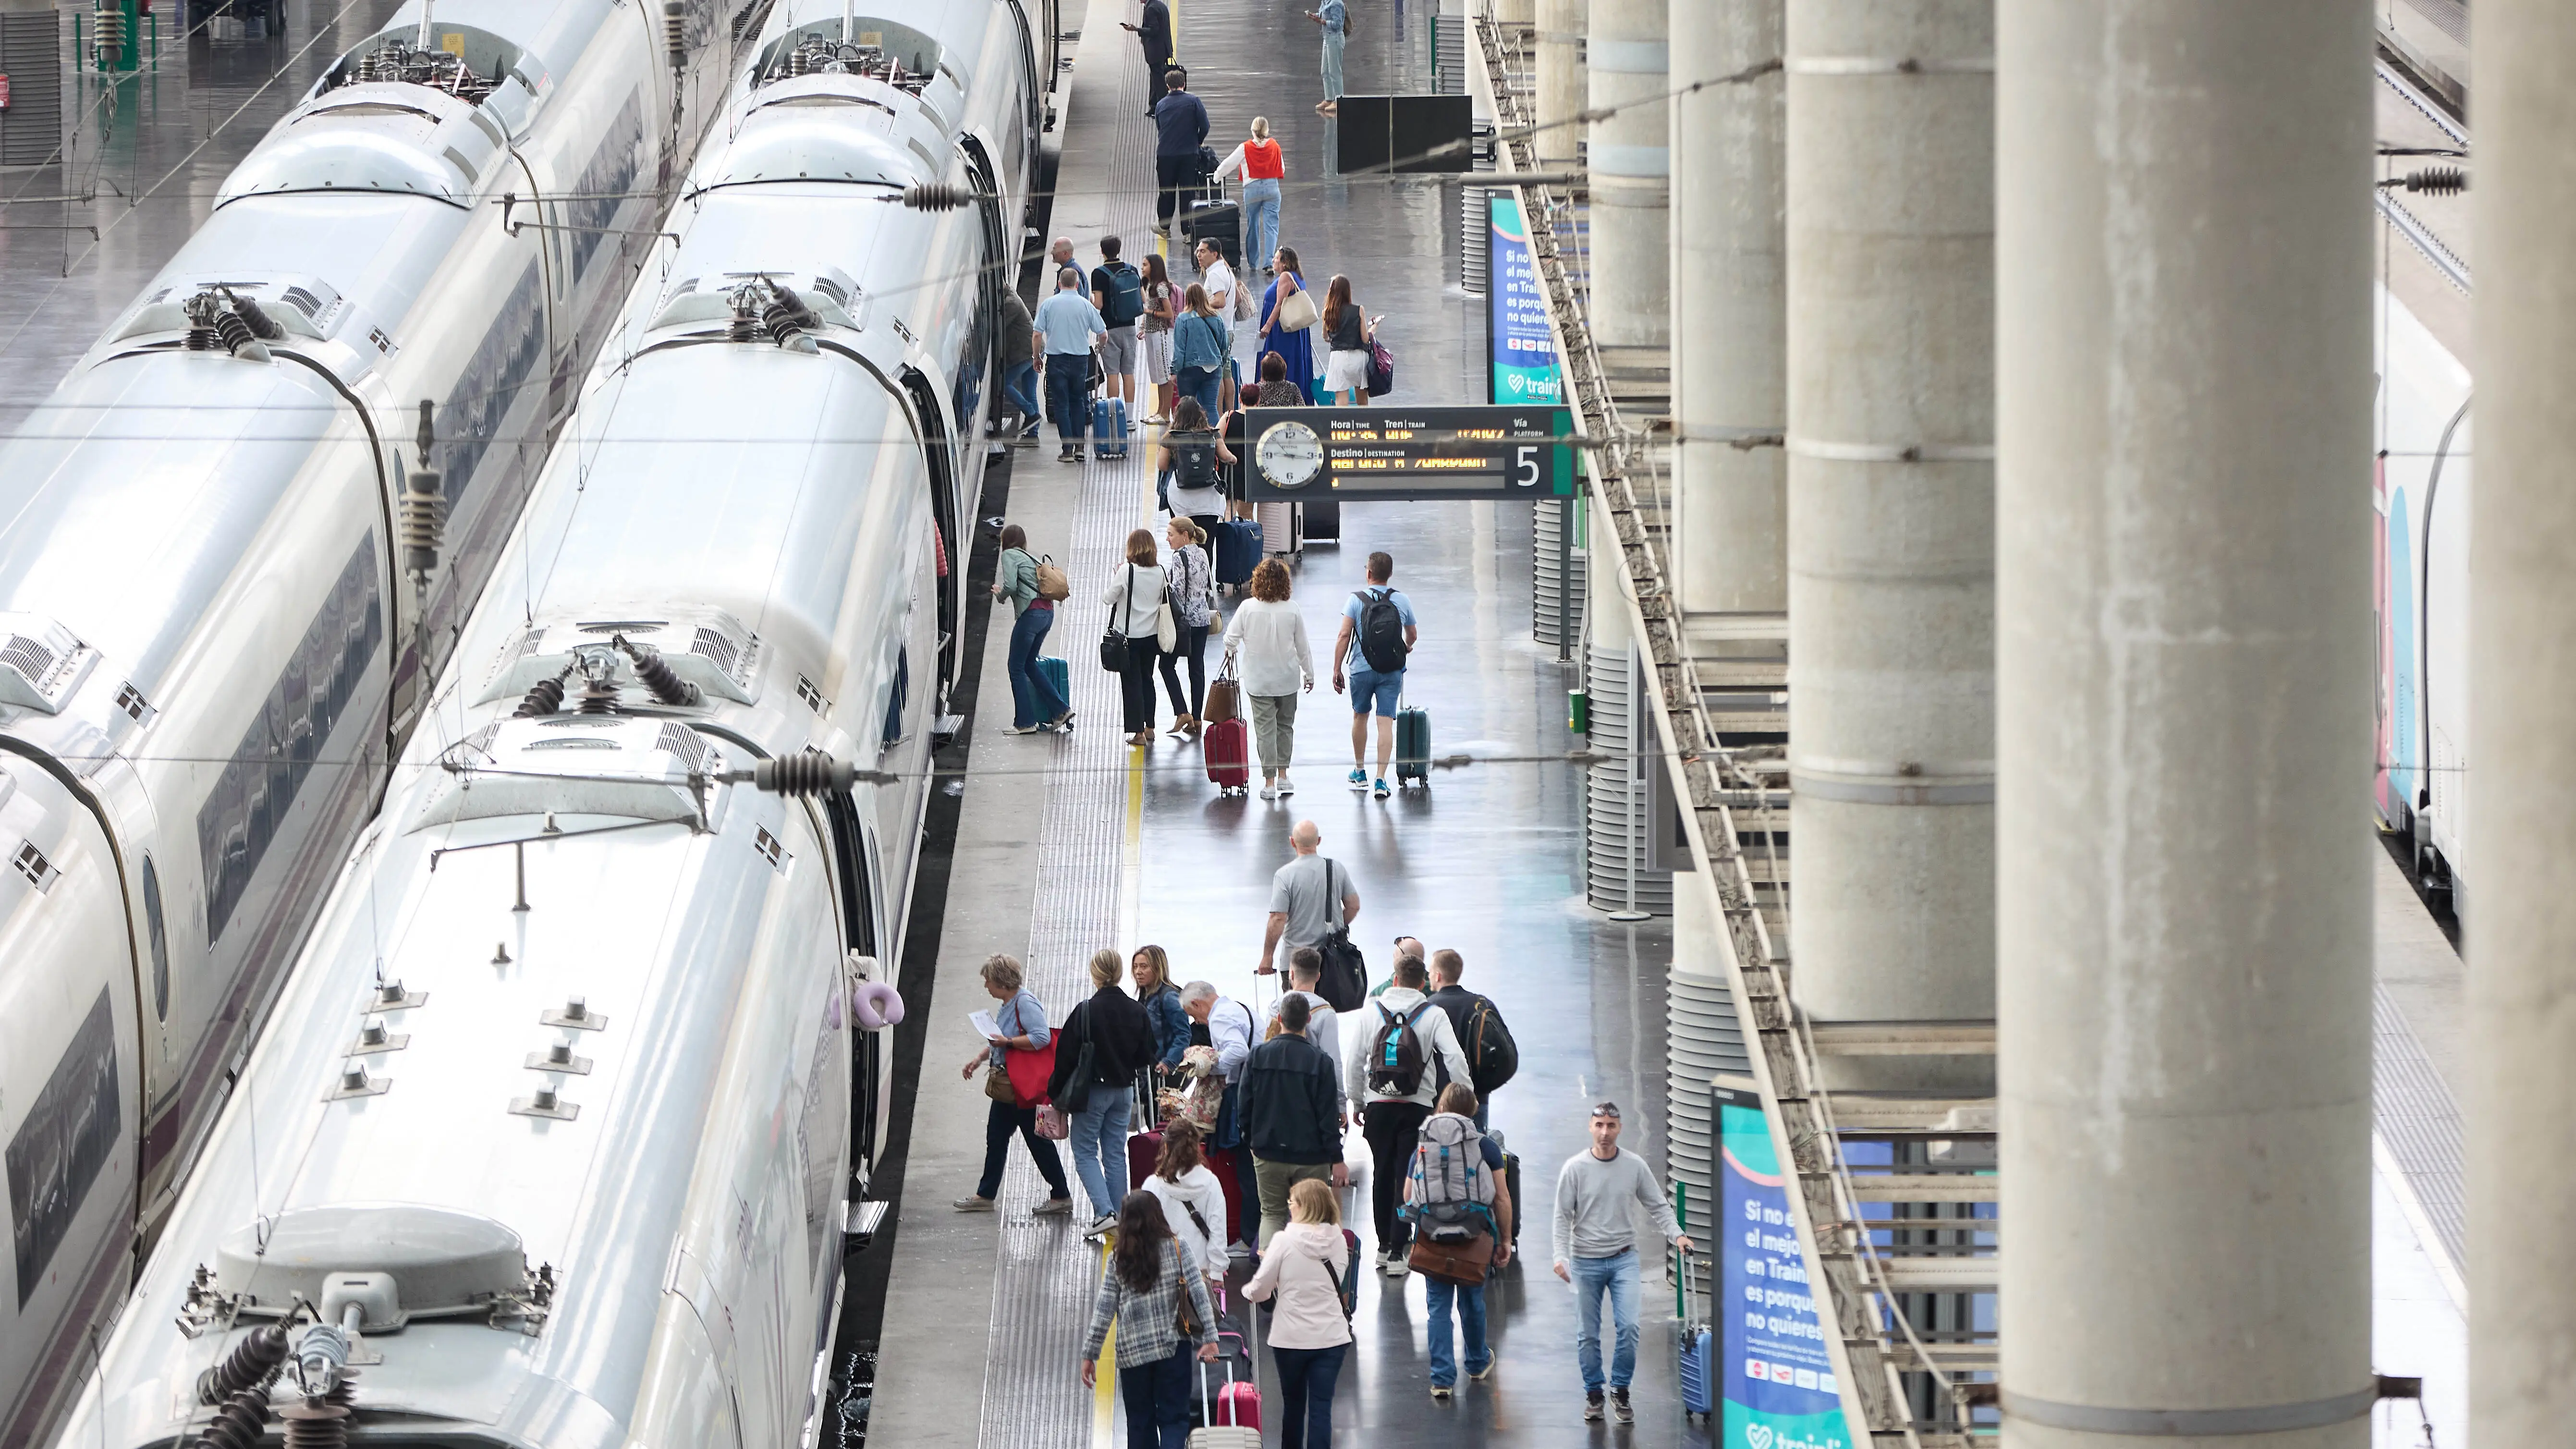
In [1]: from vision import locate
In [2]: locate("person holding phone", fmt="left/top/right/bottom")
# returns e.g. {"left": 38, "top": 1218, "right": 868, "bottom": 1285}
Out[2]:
{"left": 1122, "top": 0, "right": 1174, "bottom": 110}
{"left": 1321, "top": 274, "right": 1376, "bottom": 405}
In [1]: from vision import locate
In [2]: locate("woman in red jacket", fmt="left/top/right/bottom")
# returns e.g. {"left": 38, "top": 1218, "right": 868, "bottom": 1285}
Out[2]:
{"left": 1216, "top": 117, "right": 1287, "bottom": 278}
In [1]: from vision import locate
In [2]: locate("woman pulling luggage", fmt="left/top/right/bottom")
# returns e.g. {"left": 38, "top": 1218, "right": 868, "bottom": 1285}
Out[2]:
{"left": 1079, "top": 1193, "right": 1221, "bottom": 1449}
{"left": 1242, "top": 1178, "right": 1355, "bottom": 1447}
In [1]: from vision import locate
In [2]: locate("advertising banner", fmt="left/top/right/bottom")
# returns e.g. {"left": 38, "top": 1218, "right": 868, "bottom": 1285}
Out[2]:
{"left": 1488, "top": 191, "right": 1563, "bottom": 407}
{"left": 1720, "top": 1086, "right": 1854, "bottom": 1449}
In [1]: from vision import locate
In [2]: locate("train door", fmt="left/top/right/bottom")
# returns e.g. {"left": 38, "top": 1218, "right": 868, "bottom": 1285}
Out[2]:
{"left": 897, "top": 370, "right": 963, "bottom": 690}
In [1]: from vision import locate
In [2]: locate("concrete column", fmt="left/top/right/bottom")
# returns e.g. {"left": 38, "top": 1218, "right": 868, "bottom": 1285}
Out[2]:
{"left": 2472, "top": 4, "right": 2576, "bottom": 1443}
{"left": 1671, "top": 0, "right": 1785, "bottom": 620}
{"left": 1997, "top": 5, "right": 2372, "bottom": 1446}
{"left": 1784, "top": 0, "right": 1992, "bottom": 1087}
{"left": 1535, "top": 0, "right": 1585, "bottom": 171}
{"left": 1586, "top": 0, "right": 1667, "bottom": 347}
{"left": 1496, "top": 0, "right": 1534, "bottom": 25}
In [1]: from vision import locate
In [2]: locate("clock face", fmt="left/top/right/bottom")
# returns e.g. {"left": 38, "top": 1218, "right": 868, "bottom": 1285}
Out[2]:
{"left": 1256, "top": 420, "right": 1325, "bottom": 489}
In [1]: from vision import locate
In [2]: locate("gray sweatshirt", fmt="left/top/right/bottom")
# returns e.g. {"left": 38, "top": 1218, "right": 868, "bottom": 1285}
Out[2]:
{"left": 1551, "top": 1146, "right": 1684, "bottom": 1264}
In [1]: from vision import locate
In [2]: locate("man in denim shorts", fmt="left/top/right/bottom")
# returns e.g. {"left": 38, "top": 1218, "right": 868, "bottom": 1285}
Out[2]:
{"left": 1331, "top": 551, "right": 1419, "bottom": 799}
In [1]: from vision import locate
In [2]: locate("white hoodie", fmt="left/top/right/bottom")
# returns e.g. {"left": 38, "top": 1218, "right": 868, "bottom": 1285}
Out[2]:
{"left": 1242, "top": 1222, "right": 1355, "bottom": 1349}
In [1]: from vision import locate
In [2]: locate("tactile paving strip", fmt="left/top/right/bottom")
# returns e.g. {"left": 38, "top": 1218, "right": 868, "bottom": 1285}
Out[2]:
{"left": 2371, "top": 982, "right": 2465, "bottom": 1277}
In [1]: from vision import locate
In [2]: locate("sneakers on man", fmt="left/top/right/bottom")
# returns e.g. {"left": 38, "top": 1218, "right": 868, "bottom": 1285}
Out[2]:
{"left": 1382, "top": 1250, "right": 1410, "bottom": 1279}
{"left": 1612, "top": 1388, "right": 1634, "bottom": 1424}
{"left": 952, "top": 1195, "right": 996, "bottom": 1212}
{"left": 1034, "top": 1196, "right": 1076, "bottom": 1216}
{"left": 1348, "top": 767, "right": 1368, "bottom": 789}
{"left": 1429, "top": 1385, "right": 1453, "bottom": 1401}
{"left": 1585, "top": 1391, "right": 1605, "bottom": 1421}
{"left": 1373, "top": 777, "right": 1391, "bottom": 800}
{"left": 1084, "top": 1213, "right": 1119, "bottom": 1240}
{"left": 1468, "top": 1363, "right": 1496, "bottom": 1382}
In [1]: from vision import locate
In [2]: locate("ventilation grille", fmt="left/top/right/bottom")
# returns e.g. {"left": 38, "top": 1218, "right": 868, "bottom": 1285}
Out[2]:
{"left": 524, "top": 737, "right": 619, "bottom": 752}
{"left": 657, "top": 723, "right": 709, "bottom": 775}
{"left": 0, "top": 634, "right": 58, "bottom": 686}
{"left": 809, "top": 274, "right": 848, "bottom": 308}
{"left": 689, "top": 626, "right": 756, "bottom": 685}
{"left": 578, "top": 620, "right": 668, "bottom": 636}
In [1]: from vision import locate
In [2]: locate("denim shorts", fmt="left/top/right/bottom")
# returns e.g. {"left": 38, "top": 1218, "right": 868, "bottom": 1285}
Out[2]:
{"left": 1347, "top": 666, "right": 1403, "bottom": 716}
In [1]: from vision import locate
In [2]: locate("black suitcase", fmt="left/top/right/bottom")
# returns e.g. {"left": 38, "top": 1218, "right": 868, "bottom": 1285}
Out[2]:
{"left": 1302, "top": 498, "right": 1340, "bottom": 542}
{"left": 1186, "top": 200, "right": 1242, "bottom": 272}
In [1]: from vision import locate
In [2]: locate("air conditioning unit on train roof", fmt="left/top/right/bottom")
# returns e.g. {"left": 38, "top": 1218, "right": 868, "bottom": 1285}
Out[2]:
{"left": 475, "top": 610, "right": 762, "bottom": 707}
{"left": 0, "top": 614, "right": 98, "bottom": 716}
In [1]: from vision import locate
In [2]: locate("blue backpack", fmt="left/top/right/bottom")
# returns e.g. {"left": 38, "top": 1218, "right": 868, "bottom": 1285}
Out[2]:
{"left": 1098, "top": 262, "right": 1144, "bottom": 327}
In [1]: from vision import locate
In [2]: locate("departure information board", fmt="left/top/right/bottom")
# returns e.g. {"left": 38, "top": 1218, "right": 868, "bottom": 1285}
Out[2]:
{"left": 1240, "top": 405, "right": 1576, "bottom": 501}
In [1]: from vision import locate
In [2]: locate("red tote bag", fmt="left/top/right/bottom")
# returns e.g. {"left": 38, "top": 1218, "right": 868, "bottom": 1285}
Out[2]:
{"left": 1004, "top": 1040, "right": 1058, "bottom": 1107}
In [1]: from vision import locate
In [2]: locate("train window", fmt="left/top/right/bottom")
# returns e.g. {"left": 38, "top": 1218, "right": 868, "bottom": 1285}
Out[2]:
{"left": 880, "top": 646, "right": 908, "bottom": 749}
{"left": 821, "top": 787, "right": 876, "bottom": 954}
{"left": 897, "top": 369, "right": 961, "bottom": 684}
{"left": 142, "top": 854, "right": 168, "bottom": 1022}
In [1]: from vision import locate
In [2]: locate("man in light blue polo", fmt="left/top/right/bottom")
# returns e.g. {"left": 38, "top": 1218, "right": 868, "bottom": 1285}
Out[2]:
{"left": 1331, "top": 550, "right": 1418, "bottom": 799}
{"left": 1032, "top": 265, "right": 1105, "bottom": 463}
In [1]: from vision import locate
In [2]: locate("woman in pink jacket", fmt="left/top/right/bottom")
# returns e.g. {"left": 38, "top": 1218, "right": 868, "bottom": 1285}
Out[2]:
{"left": 1242, "top": 1178, "right": 1356, "bottom": 1447}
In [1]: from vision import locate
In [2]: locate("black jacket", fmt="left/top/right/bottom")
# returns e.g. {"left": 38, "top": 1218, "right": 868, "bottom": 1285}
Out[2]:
{"left": 1153, "top": 91, "right": 1210, "bottom": 159}
{"left": 1049, "top": 986, "right": 1154, "bottom": 1101}
{"left": 1427, "top": 985, "right": 1518, "bottom": 1097}
{"left": 1137, "top": 0, "right": 1173, "bottom": 66}
{"left": 1237, "top": 1032, "right": 1342, "bottom": 1164}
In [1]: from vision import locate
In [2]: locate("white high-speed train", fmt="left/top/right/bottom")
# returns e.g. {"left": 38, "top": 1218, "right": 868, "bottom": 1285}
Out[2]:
{"left": 0, "top": 3, "right": 747, "bottom": 1440}
{"left": 43, "top": 0, "right": 1041, "bottom": 1442}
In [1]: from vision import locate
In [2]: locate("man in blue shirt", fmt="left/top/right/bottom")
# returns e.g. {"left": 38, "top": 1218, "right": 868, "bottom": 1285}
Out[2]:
{"left": 1331, "top": 550, "right": 1419, "bottom": 798}
{"left": 1306, "top": 0, "right": 1348, "bottom": 115}
{"left": 1032, "top": 266, "right": 1106, "bottom": 463}
{"left": 1151, "top": 69, "right": 1211, "bottom": 237}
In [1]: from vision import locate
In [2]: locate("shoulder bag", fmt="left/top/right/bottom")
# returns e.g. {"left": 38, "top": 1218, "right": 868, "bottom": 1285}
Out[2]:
{"left": 1100, "top": 565, "right": 1135, "bottom": 672}
{"left": 1154, "top": 576, "right": 1178, "bottom": 653}
{"left": 1314, "top": 860, "right": 1370, "bottom": 1011}
{"left": 1204, "top": 642, "right": 1241, "bottom": 723}
{"left": 1277, "top": 277, "right": 1320, "bottom": 334}
{"left": 1171, "top": 1241, "right": 1204, "bottom": 1338}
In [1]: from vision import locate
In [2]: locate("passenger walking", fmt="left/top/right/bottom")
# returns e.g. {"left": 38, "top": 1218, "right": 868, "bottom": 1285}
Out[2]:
{"left": 1257, "top": 248, "right": 1319, "bottom": 405}
{"left": 1139, "top": 253, "right": 1179, "bottom": 424}
{"left": 1049, "top": 950, "right": 1155, "bottom": 1238}
{"left": 1132, "top": 944, "right": 1191, "bottom": 1070}
{"left": 1151, "top": 70, "right": 1211, "bottom": 237}
{"left": 992, "top": 525, "right": 1074, "bottom": 733}
{"left": 1306, "top": 0, "right": 1349, "bottom": 115}
{"left": 1239, "top": 991, "right": 1349, "bottom": 1245}
{"left": 1408, "top": 1084, "right": 1513, "bottom": 1400}
{"left": 1101, "top": 528, "right": 1171, "bottom": 745}
{"left": 1213, "top": 118, "right": 1287, "bottom": 275}
{"left": 1157, "top": 516, "right": 1216, "bottom": 735}
{"left": 1036, "top": 265, "right": 1108, "bottom": 463}
{"left": 1332, "top": 551, "right": 1419, "bottom": 798}
{"left": 955, "top": 954, "right": 1076, "bottom": 1215}
{"left": 1195, "top": 238, "right": 1248, "bottom": 413}
{"left": 1121, "top": 0, "right": 1174, "bottom": 108}
{"left": 1079, "top": 1193, "right": 1220, "bottom": 1449}
{"left": 1171, "top": 284, "right": 1230, "bottom": 423}
{"left": 1346, "top": 953, "right": 1472, "bottom": 1275}
{"left": 1180, "top": 980, "right": 1263, "bottom": 1253}
{"left": 1090, "top": 236, "right": 1144, "bottom": 414}
{"left": 1263, "top": 947, "right": 1346, "bottom": 1109}
{"left": 1259, "top": 820, "right": 1361, "bottom": 978}
{"left": 1159, "top": 397, "right": 1231, "bottom": 544}
{"left": 998, "top": 290, "right": 1042, "bottom": 439}
{"left": 1550, "top": 1101, "right": 1694, "bottom": 1424}
{"left": 1221, "top": 559, "right": 1314, "bottom": 799}
{"left": 1242, "top": 1179, "right": 1356, "bottom": 1448}
{"left": 1320, "top": 275, "right": 1376, "bottom": 405}
{"left": 1142, "top": 1120, "right": 1231, "bottom": 1298}
{"left": 1425, "top": 949, "right": 1518, "bottom": 1129}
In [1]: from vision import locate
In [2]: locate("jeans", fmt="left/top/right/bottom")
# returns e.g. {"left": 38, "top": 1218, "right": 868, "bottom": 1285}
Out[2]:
{"left": 1426, "top": 1277, "right": 1492, "bottom": 1387}
{"left": 1241, "top": 178, "right": 1281, "bottom": 270}
{"left": 1045, "top": 358, "right": 1089, "bottom": 442}
{"left": 1254, "top": 1156, "right": 1334, "bottom": 1246}
{"left": 1119, "top": 1346, "right": 1195, "bottom": 1449}
{"left": 1002, "top": 359, "right": 1040, "bottom": 425}
{"left": 1271, "top": 1341, "right": 1347, "bottom": 1449}
{"left": 1175, "top": 365, "right": 1222, "bottom": 420}
{"left": 1159, "top": 622, "right": 1209, "bottom": 718}
{"left": 977, "top": 1099, "right": 1070, "bottom": 1201}
{"left": 1321, "top": 29, "right": 1346, "bottom": 101}
{"left": 1120, "top": 635, "right": 1161, "bottom": 732}
{"left": 1006, "top": 605, "right": 1068, "bottom": 728}
{"left": 1361, "top": 1101, "right": 1431, "bottom": 1255}
{"left": 1572, "top": 1248, "right": 1643, "bottom": 1391}
{"left": 1249, "top": 693, "right": 1299, "bottom": 774}
{"left": 1068, "top": 1083, "right": 1134, "bottom": 1218}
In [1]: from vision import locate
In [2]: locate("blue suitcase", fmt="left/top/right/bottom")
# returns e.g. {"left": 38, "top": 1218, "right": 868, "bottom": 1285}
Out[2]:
{"left": 1090, "top": 397, "right": 1129, "bottom": 457}
{"left": 1036, "top": 656, "right": 1070, "bottom": 722}
{"left": 1213, "top": 519, "right": 1263, "bottom": 586}
{"left": 1678, "top": 1248, "right": 1715, "bottom": 1421}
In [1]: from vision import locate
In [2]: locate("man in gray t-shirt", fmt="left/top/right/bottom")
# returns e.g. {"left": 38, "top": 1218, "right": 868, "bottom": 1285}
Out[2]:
{"left": 1258, "top": 819, "right": 1360, "bottom": 976}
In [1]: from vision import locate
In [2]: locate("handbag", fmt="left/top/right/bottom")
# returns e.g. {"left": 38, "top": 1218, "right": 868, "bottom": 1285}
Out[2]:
{"left": 1366, "top": 336, "right": 1395, "bottom": 397}
{"left": 1277, "top": 281, "right": 1319, "bottom": 334}
{"left": 1313, "top": 860, "right": 1369, "bottom": 1011}
{"left": 1100, "top": 565, "right": 1135, "bottom": 672}
{"left": 1171, "top": 1243, "right": 1204, "bottom": 1337}
{"left": 1204, "top": 644, "right": 1241, "bottom": 723}
{"left": 1154, "top": 581, "right": 1178, "bottom": 653}
{"left": 1034, "top": 1101, "right": 1070, "bottom": 1139}
{"left": 983, "top": 1059, "right": 1018, "bottom": 1103}
{"left": 1407, "top": 1229, "right": 1495, "bottom": 1286}
{"left": 1004, "top": 1040, "right": 1057, "bottom": 1107}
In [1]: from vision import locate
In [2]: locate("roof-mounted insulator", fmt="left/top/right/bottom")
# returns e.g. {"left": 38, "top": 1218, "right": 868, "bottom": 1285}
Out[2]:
{"left": 183, "top": 290, "right": 269, "bottom": 361}
{"left": 726, "top": 284, "right": 761, "bottom": 342}
{"left": 515, "top": 665, "right": 572, "bottom": 718}
{"left": 759, "top": 281, "right": 822, "bottom": 354}
{"left": 400, "top": 401, "right": 444, "bottom": 583}
{"left": 613, "top": 635, "right": 701, "bottom": 706}
{"left": 663, "top": 0, "right": 687, "bottom": 69}
{"left": 901, "top": 182, "right": 976, "bottom": 212}
{"left": 573, "top": 646, "right": 623, "bottom": 715}
{"left": 720, "top": 753, "right": 902, "bottom": 795}
{"left": 183, "top": 292, "right": 219, "bottom": 352}
{"left": 220, "top": 287, "right": 285, "bottom": 341}
{"left": 195, "top": 1324, "right": 288, "bottom": 1405}
{"left": 2381, "top": 166, "right": 2466, "bottom": 196}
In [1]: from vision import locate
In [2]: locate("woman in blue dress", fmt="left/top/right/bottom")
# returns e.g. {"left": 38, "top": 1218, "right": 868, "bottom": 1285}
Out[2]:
{"left": 1258, "top": 245, "right": 1319, "bottom": 404}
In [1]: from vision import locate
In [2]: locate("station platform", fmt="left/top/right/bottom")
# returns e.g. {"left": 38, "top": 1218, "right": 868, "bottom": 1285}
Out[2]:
{"left": 861, "top": 1, "right": 1712, "bottom": 1445}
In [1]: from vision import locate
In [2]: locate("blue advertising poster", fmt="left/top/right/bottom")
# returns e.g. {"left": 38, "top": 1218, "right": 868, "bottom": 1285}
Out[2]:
{"left": 1721, "top": 1088, "right": 1854, "bottom": 1449}
{"left": 1488, "top": 191, "right": 1563, "bottom": 407}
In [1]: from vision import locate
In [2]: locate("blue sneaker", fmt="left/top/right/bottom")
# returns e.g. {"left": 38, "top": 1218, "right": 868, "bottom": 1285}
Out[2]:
{"left": 1348, "top": 767, "right": 1368, "bottom": 790}
{"left": 1373, "top": 777, "right": 1391, "bottom": 800}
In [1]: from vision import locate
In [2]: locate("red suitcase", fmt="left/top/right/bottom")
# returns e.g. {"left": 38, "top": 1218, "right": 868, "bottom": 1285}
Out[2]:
{"left": 1203, "top": 717, "right": 1250, "bottom": 794}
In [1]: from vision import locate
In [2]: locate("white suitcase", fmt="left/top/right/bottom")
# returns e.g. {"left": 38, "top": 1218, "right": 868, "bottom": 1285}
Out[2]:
{"left": 1257, "top": 500, "right": 1299, "bottom": 557}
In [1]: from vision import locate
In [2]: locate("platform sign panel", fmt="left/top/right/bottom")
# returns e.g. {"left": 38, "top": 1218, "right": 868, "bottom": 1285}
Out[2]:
{"left": 1239, "top": 405, "right": 1575, "bottom": 502}
{"left": 1489, "top": 192, "right": 1563, "bottom": 407}
{"left": 1721, "top": 1086, "right": 1855, "bottom": 1449}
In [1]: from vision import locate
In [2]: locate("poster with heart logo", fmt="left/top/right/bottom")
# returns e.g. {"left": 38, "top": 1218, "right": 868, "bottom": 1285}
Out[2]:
{"left": 1719, "top": 1086, "right": 1853, "bottom": 1449}
{"left": 1487, "top": 193, "right": 1564, "bottom": 407}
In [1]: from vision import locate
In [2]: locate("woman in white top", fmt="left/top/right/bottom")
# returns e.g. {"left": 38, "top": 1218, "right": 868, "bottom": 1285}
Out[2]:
{"left": 1142, "top": 1120, "right": 1230, "bottom": 1295}
{"left": 1220, "top": 557, "right": 1315, "bottom": 799}
{"left": 1101, "top": 528, "right": 1170, "bottom": 745}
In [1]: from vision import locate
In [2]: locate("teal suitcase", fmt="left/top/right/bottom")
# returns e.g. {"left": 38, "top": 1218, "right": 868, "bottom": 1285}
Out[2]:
{"left": 1395, "top": 705, "right": 1430, "bottom": 785}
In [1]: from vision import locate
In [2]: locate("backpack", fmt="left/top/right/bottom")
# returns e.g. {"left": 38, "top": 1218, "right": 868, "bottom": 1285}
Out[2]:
{"left": 1313, "top": 861, "right": 1368, "bottom": 1011}
{"left": 1034, "top": 554, "right": 1071, "bottom": 601}
{"left": 1366, "top": 1000, "right": 1433, "bottom": 1097}
{"left": 1172, "top": 433, "right": 1220, "bottom": 490}
{"left": 1454, "top": 992, "right": 1518, "bottom": 1096}
{"left": 1099, "top": 262, "right": 1144, "bottom": 327}
{"left": 1353, "top": 587, "right": 1408, "bottom": 673}
{"left": 1405, "top": 1113, "right": 1495, "bottom": 1244}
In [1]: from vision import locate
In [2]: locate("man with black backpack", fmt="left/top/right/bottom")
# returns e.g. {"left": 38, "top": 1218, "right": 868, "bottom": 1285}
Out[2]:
{"left": 1089, "top": 235, "right": 1144, "bottom": 416}
{"left": 1425, "top": 949, "right": 1517, "bottom": 1130}
{"left": 1331, "top": 551, "right": 1419, "bottom": 799}
{"left": 1344, "top": 954, "right": 1471, "bottom": 1278}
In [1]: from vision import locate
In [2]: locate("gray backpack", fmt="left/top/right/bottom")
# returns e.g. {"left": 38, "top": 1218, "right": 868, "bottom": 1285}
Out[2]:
{"left": 1406, "top": 1112, "right": 1495, "bottom": 1243}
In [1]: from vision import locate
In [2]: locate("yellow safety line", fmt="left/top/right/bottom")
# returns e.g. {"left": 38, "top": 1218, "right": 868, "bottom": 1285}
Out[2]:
{"left": 1091, "top": 1240, "right": 1118, "bottom": 1447}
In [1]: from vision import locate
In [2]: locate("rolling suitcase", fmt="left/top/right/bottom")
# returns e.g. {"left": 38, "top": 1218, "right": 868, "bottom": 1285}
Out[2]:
{"left": 1128, "top": 1130, "right": 1164, "bottom": 1192}
{"left": 1257, "top": 500, "right": 1298, "bottom": 557}
{"left": 1678, "top": 1247, "right": 1716, "bottom": 1422}
{"left": 1036, "top": 656, "right": 1071, "bottom": 721}
{"left": 1394, "top": 702, "right": 1431, "bottom": 785}
{"left": 1189, "top": 1361, "right": 1261, "bottom": 1446}
{"left": 1185, "top": 199, "right": 1243, "bottom": 272}
{"left": 1301, "top": 498, "right": 1340, "bottom": 542}
{"left": 1213, "top": 519, "right": 1263, "bottom": 585}
{"left": 1090, "top": 396, "right": 1129, "bottom": 458}
{"left": 1203, "top": 717, "right": 1251, "bottom": 794}
{"left": 1201, "top": 1143, "right": 1247, "bottom": 1242}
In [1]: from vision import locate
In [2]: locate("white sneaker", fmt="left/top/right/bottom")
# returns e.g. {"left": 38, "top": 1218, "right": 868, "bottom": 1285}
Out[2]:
{"left": 1383, "top": 1251, "right": 1410, "bottom": 1279}
{"left": 1276, "top": 775, "right": 1294, "bottom": 797}
{"left": 1259, "top": 783, "right": 1278, "bottom": 800}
